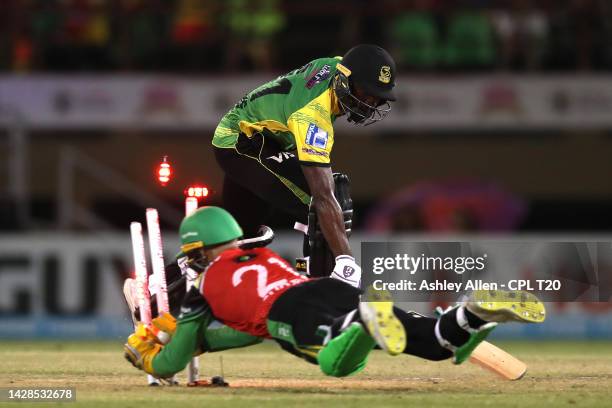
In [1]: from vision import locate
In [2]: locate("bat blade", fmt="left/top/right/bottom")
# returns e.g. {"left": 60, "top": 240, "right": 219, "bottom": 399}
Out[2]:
{"left": 469, "top": 341, "right": 527, "bottom": 380}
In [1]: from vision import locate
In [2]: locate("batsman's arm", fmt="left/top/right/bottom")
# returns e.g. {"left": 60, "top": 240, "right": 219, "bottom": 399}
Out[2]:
{"left": 302, "top": 165, "right": 352, "bottom": 257}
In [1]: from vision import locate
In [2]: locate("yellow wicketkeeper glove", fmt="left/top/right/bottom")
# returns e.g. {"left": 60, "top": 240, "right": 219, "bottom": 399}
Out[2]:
{"left": 124, "top": 324, "right": 163, "bottom": 376}
{"left": 151, "top": 312, "right": 177, "bottom": 340}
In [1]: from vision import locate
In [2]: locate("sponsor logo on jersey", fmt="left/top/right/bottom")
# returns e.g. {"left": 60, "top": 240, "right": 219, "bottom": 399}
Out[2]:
{"left": 305, "top": 123, "right": 328, "bottom": 149}
{"left": 305, "top": 64, "right": 331, "bottom": 89}
{"left": 379, "top": 66, "right": 392, "bottom": 84}
{"left": 301, "top": 147, "right": 328, "bottom": 157}
{"left": 278, "top": 326, "right": 291, "bottom": 338}
{"left": 267, "top": 151, "right": 295, "bottom": 163}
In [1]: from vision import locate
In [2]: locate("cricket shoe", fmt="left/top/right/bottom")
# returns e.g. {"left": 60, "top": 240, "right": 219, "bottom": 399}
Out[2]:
{"left": 465, "top": 290, "right": 546, "bottom": 324}
{"left": 123, "top": 278, "right": 140, "bottom": 326}
{"left": 358, "top": 287, "right": 406, "bottom": 356}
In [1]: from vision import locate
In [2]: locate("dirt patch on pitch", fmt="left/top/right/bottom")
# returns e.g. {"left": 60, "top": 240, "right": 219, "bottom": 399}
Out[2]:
{"left": 230, "top": 377, "right": 445, "bottom": 391}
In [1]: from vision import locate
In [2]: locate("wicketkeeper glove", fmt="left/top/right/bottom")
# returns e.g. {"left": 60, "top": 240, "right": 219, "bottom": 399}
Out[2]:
{"left": 151, "top": 312, "right": 177, "bottom": 342}
{"left": 124, "top": 324, "right": 163, "bottom": 376}
{"left": 331, "top": 255, "right": 361, "bottom": 288}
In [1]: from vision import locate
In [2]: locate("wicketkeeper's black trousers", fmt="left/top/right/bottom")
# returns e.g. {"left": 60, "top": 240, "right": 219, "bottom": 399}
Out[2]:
{"left": 268, "top": 278, "right": 453, "bottom": 363}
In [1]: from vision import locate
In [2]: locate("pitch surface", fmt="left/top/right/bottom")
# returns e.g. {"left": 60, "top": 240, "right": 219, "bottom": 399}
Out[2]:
{"left": 1, "top": 340, "right": 611, "bottom": 407}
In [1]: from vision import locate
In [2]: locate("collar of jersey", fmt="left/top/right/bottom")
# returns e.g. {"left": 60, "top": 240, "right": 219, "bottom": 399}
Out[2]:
{"left": 330, "top": 87, "right": 342, "bottom": 116}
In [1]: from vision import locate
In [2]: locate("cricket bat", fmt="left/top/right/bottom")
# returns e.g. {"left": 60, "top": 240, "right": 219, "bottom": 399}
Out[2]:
{"left": 431, "top": 307, "right": 527, "bottom": 380}
{"left": 469, "top": 341, "right": 527, "bottom": 380}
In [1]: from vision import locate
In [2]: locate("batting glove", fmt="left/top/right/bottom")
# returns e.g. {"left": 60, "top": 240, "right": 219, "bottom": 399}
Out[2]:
{"left": 331, "top": 255, "right": 361, "bottom": 288}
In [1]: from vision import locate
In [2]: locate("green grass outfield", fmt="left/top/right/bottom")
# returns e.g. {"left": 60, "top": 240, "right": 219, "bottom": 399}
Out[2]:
{"left": 1, "top": 340, "right": 611, "bottom": 408}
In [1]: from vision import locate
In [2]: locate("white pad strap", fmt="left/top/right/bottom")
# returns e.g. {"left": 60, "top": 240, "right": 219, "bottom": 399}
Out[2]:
{"left": 340, "top": 309, "right": 358, "bottom": 332}
{"left": 434, "top": 319, "right": 457, "bottom": 352}
{"left": 317, "top": 325, "right": 332, "bottom": 346}
{"left": 456, "top": 306, "right": 479, "bottom": 334}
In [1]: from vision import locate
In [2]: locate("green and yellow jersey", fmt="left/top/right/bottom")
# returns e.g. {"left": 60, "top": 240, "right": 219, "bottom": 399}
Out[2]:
{"left": 213, "top": 57, "right": 343, "bottom": 167}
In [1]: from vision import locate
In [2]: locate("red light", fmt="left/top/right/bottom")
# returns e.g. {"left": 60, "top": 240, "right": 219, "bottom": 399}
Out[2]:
{"left": 185, "top": 185, "right": 210, "bottom": 199}
{"left": 157, "top": 156, "right": 172, "bottom": 187}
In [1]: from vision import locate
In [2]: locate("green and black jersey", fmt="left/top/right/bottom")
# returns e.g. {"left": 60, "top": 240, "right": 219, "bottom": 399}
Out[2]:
{"left": 213, "top": 57, "right": 343, "bottom": 167}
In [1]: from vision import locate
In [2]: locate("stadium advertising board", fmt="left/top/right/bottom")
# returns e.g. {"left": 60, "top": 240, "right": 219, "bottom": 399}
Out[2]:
{"left": 1, "top": 233, "right": 611, "bottom": 339}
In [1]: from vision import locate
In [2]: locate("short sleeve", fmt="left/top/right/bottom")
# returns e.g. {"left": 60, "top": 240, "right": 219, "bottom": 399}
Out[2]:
{"left": 287, "top": 90, "right": 335, "bottom": 166}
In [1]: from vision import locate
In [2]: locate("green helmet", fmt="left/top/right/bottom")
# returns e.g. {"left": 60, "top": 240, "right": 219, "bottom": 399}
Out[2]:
{"left": 177, "top": 206, "right": 243, "bottom": 257}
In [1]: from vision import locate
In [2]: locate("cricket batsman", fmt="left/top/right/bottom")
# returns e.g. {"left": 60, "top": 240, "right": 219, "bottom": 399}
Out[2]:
{"left": 212, "top": 44, "right": 399, "bottom": 284}
{"left": 124, "top": 206, "right": 546, "bottom": 379}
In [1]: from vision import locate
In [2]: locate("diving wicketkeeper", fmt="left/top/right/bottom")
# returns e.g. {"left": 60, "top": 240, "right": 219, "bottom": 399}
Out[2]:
{"left": 124, "top": 206, "right": 546, "bottom": 379}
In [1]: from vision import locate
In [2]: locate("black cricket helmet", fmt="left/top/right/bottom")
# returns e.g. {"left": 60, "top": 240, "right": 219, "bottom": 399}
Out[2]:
{"left": 333, "top": 44, "right": 397, "bottom": 126}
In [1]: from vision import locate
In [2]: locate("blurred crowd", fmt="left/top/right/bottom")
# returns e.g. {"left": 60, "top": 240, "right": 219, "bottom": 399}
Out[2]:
{"left": 365, "top": 180, "right": 527, "bottom": 233}
{"left": 389, "top": 0, "right": 612, "bottom": 72}
{"left": 1, "top": 0, "right": 612, "bottom": 73}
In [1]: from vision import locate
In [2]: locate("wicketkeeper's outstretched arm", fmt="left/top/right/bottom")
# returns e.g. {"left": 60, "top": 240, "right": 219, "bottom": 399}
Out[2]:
{"left": 125, "top": 288, "right": 262, "bottom": 378}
